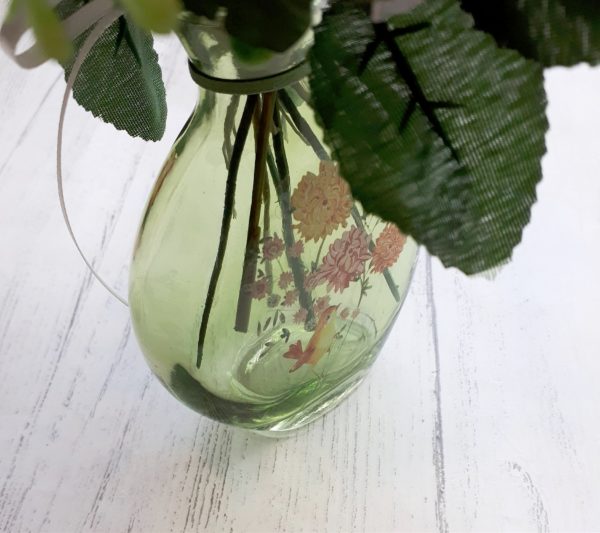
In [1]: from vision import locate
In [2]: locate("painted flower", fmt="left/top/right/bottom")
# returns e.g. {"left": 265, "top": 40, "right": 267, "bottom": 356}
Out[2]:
{"left": 293, "top": 308, "right": 308, "bottom": 324}
{"left": 311, "top": 226, "right": 370, "bottom": 293}
{"left": 340, "top": 307, "right": 350, "bottom": 320}
{"left": 371, "top": 224, "right": 406, "bottom": 273}
{"left": 314, "top": 295, "right": 330, "bottom": 315}
{"left": 267, "top": 294, "right": 280, "bottom": 308}
{"left": 352, "top": 308, "right": 360, "bottom": 319}
{"left": 250, "top": 277, "right": 269, "bottom": 300}
{"left": 288, "top": 241, "right": 304, "bottom": 258}
{"left": 278, "top": 271, "right": 294, "bottom": 289}
{"left": 304, "top": 270, "right": 323, "bottom": 291}
{"left": 283, "top": 289, "right": 299, "bottom": 306}
{"left": 291, "top": 161, "right": 353, "bottom": 242}
{"left": 263, "top": 234, "right": 285, "bottom": 261}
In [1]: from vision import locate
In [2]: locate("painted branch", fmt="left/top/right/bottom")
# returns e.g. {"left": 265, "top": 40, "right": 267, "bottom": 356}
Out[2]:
{"left": 271, "top": 102, "right": 316, "bottom": 330}
{"left": 279, "top": 89, "right": 400, "bottom": 303}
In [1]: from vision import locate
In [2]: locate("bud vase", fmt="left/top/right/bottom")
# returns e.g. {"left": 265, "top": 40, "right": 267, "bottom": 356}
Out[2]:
{"left": 128, "top": 15, "right": 418, "bottom": 434}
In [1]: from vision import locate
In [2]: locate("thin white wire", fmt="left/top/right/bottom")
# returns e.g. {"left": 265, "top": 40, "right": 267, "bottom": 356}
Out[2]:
{"left": 57, "top": 7, "right": 129, "bottom": 306}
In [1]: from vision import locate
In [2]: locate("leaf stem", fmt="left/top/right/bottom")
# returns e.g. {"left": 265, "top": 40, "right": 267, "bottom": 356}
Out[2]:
{"left": 196, "top": 95, "right": 258, "bottom": 368}
{"left": 235, "top": 93, "right": 276, "bottom": 332}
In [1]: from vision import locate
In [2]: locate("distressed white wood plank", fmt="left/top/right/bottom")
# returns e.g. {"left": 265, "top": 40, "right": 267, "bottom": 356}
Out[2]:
{"left": 0, "top": 35, "right": 441, "bottom": 532}
{"left": 432, "top": 65, "right": 600, "bottom": 532}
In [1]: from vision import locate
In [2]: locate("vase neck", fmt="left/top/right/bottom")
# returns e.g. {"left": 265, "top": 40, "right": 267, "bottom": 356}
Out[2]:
{"left": 177, "top": 13, "right": 313, "bottom": 91}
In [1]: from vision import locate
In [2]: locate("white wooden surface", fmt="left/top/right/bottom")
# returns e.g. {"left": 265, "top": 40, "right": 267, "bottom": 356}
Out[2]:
{"left": 1, "top": 34, "right": 600, "bottom": 532}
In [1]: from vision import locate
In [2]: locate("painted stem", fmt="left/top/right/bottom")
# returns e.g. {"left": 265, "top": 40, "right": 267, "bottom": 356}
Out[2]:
{"left": 197, "top": 95, "right": 258, "bottom": 368}
{"left": 313, "top": 237, "right": 326, "bottom": 272}
{"left": 278, "top": 89, "right": 401, "bottom": 303}
{"left": 271, "top": 102, "right": 316, "bottom": 330}
{"left": 262, "top": 161, "right": 273, "bottom": 293}
{"left": 235, "top": 93, "right": 275, "bottom": 332}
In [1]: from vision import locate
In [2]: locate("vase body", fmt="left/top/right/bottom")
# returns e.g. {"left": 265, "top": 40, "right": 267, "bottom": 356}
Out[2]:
{"left": 128, "top": 17, "right": 417, "bottom": 433}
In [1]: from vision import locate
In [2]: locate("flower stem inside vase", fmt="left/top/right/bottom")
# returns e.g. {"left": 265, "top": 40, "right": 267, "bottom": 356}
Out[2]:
{"left": 196, "top": 95, "right": 258, "bottom": 368}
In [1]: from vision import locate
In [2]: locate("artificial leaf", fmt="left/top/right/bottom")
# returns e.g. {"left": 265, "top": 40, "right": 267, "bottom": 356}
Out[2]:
{"left": 57, "top": 1, "right": 166, "bottom": 141}
{"left": 27, "top": 0, "right": 71, "bottom": 61}
{"left": 460, "top": 0, "right": 600, "bottom": 67}
{"left": 181, "top": 0, "right": 220, "bottom": 19}
{"left": 310, "top": 0, "right": 548, "bottom": 274}
{"left": 170, "top": 365, "right": 250, "bottom": 422}
{"left": 226, "top": 0, "right": 312, "bottom": 53}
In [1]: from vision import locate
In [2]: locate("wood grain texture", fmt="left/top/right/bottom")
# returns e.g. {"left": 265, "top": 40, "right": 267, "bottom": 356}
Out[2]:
{"left": 0, "top": 33, "right": 599, "bottom": 532}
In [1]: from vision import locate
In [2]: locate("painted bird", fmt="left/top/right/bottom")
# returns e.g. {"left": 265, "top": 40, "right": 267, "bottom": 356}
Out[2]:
{"left": 284, "top": 305, "right": 339, "bottom": 373}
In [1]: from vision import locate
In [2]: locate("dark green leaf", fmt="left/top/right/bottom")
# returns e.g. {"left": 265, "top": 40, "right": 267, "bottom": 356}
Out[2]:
{"left": 182, "top": 0, "right": 220, "bottom": 19}
{"left": 57, "top": 1, "right": 166, "bottom": 141}
{"left": 224, "top": 0, "right": 312, "bottom": 53}
{"left": 460, "top": 0, "right": 600, "bottom": 66}
{"left": 309, "top": 0, "right": 548, "bottom": 274}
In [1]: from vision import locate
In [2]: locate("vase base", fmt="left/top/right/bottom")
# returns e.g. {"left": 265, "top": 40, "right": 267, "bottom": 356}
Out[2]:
{"left": 249, "top": 367, "right": 369, "bottom": 437}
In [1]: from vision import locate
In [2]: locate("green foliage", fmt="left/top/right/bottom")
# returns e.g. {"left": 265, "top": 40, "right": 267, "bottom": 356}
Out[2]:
{"left": 182, "top": 0, "right": 312, "bottom": 52}
{"left": 461, "top": 0, "right": 600, "bottom": 67}
{"left": 57, "top": 0, "right": 166, "bottom": 141}
{"left": 120, "top": 0, "right": 182, "bottom": 34}
{"left": 310, "top": 0, "right": 548, "bottom": 274}
{"left": 230, "top": 37, "right": 273, "bottom": 64}
{"left": 26, "top": 0, "right": 71, "bottom": 61}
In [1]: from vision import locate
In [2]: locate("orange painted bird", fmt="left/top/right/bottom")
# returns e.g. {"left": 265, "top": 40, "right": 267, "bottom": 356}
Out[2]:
{"left": 283, "top": 305, "right": 339, "bottom": 372}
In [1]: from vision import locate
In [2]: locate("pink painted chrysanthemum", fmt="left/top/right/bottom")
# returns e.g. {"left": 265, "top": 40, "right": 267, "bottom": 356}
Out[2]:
{"left": 283, "top": 289, "right": 299, "bottom": 307}
{"left": 250, "top": 277, "right": 269, "bottom": 300}
{"left": 304, "top": 270, "right": 323, "bottom": 291}
{"left": 293, "top": 308, "right": 308, "bottom": 324}
{"left": 313, "top": 295, "right": 331, "bottom": 315}
{"left": 311, "top": 226, "right": 370, "bottom": 293}
{"left": 371, "top": 224, "right": 406, "bottom": 273}
{"left": 279, "top": 271, "right": 294, "bottom": 290}
{"left": 263, "top": 234, "right": 285, "bottom": 261}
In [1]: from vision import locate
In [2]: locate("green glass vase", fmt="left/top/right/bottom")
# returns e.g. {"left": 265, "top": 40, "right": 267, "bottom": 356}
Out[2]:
{"left": 128, "top": 15, "right": 418, "bottom": 434}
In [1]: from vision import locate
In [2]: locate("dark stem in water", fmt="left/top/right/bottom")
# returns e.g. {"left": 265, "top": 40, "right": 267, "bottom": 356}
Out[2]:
{"left": 196, "top": 95, "right": 258, "bottom": 368}
{"left": 235, "top": 93, "right": 276, "bottom": 332}
{"left": 271, "top": 101, "right": 316, "bottom": 330}
{"left": 278, "top": 89, "right": 401, "bottom": 303}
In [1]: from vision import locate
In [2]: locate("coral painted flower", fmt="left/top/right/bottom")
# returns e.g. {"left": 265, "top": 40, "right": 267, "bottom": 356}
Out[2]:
{"left": 314, "top": 295, "right": 330, "bottom": 315}
{"left": 291, "top": 161, "right": 353, "bottom": 242}
{"left": 263, "top": 234, "right": 285, "bottom": 260}
{"left": 279, "top": 271, "right": 294, "bottom": 289}
{"left": 293, "top": 308, "right": 308, "bottom": 324}
{"left": 283, "top": 289, "right": 299, "bottom": 306}
{"left": 267, "top": 294, "right": 280, "bottom": 308}
{"left": 371, "top": 224, "right": 406, "bottom": 273}
{"left": 250, "top": 277, "right": 269, "bottom": 300}
{"left": 288, "top": 241, "right": 304, "bottom": 258}
{"left": 311, "top": 226, "right": 370, "bottom": 293}
{"left": 340, "top": 307, "right": 350, "bottom": 320}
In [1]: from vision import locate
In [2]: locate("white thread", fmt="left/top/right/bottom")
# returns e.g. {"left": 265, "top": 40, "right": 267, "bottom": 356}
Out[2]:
{"left": 57, "top": 7, "right": 129, "bottom": 306}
